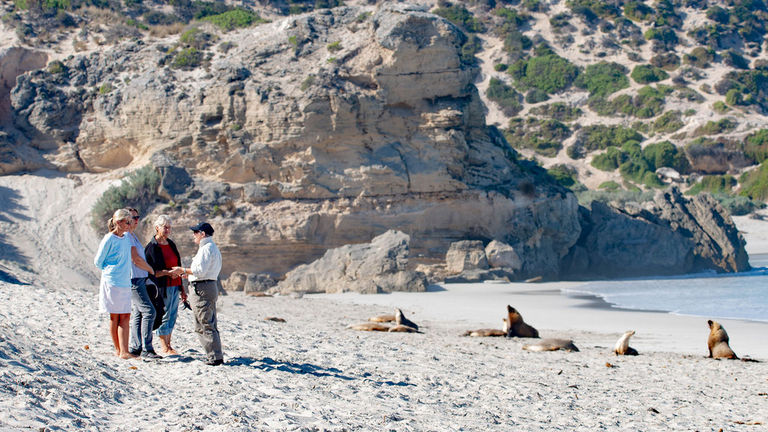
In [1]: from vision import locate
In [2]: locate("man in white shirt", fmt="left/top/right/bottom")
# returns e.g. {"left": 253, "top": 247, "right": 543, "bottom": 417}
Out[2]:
{"left": 175, "top": 222, "right": 223, "bottom": 366}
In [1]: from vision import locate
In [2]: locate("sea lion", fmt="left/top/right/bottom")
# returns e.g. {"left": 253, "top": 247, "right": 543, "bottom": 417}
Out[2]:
{"left": 613, "top": 330, "right": 639, "bottom": 356}
{"left": 462, "top": 318, "right": 510, "bottom": 337}
{"left": 347, "top": 322, "right": 390, "bottom": 332}
{"left": 707, "top": 320, "right": 738, "bottom": 359}
{"left": 505, "top": 305, "right": 539, "bottom": 338}
{"left": 368, "top": 314, "right": 396, "bottom": 323}
{"left": 522, "top": 338, "right": 579, "bottom": 352}
{"left": 388, "top": 324, "right": 419, "bottom": 333}
{"left": 264, "top": 317, "right": 286, "bottom": 323}
{"left": 395, "top": 308, "right": 419, "bottom": 331}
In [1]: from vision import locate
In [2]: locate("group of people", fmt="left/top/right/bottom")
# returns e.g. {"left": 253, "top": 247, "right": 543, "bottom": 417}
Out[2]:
{"left": 93, "top": 208, "right": 224, "bottom": 366}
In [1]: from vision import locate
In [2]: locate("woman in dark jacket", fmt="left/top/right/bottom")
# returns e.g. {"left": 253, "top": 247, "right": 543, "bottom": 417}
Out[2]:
{"left": 145, "top": 214, "right": 186, "bottom": 355}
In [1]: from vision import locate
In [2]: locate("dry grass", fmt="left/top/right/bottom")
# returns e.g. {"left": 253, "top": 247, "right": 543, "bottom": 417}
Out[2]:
{"left": 149, "top": 22, "right": 185, "bottom": 38}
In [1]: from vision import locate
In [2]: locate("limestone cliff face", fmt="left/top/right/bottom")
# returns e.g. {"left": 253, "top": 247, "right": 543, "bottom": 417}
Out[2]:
{"left": 8, "top": 4, "right": 581, "bottom": 279}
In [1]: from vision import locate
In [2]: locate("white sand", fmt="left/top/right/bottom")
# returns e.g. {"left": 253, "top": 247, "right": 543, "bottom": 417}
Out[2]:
{"left": 1, "top": 172, "right": 767, "bottom": 430}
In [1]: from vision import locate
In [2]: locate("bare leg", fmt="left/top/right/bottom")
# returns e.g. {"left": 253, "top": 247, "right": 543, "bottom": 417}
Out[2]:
{"left": 117, "top": 314, "right": 137, "bottom": 359}
{"left": 157, "top": 334, "right": 170, "bottom": 354}
{"left": 165, "top": 333, "right": 178, "bottom": 355}
{"left": 109, "top": 314, "right": 121, "bottom": 356}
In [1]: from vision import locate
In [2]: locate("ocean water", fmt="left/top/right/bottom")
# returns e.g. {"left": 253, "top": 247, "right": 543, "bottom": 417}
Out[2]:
{"left": 562, "top": 254, "right": 768, "bottom": 323}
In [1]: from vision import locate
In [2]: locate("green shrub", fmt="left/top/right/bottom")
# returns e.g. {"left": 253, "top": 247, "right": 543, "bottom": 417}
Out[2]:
{"left": 744, "top": 129, "right": 768, "bottom": 164}
{"left": 705, "top": 5, "right": 730, "bottom": 24}
{"left": 642, "top": 170, "right": 666, "bottom": 188}
{"left": 725, "top": 88, "right": 744, "bottom": 106}
{"left": 547, "top": 164, "right": 577, "bottom": 187}
{"left": 643, "top": 26, "right": 678, "bottom": 45}
{"left": 486, "top": 78, "right": 523, "bottom": 116}
{"left": 713, "top": 194, "right": 764, "bottom": 216}
{"left": 740, "top": 161, "right": 768, "bottom": 201}
{"left": 687, "top": 175, "right": 735, "bottom": 195}
{"left": 98, "top": 83, "right": 112, "bottom": 94}
{"left": 642, "top": 140, "right": 687, "bottom": 172}
{"left": 300, "top": 75, "right": 314, "bottom": 91}
{"left": 591, "top": 146, "right": 626, "bottom": 171}
{"left": 713, "top": 100, "right": 730, "bottom": 113}
{"left": 624, "top": 1, "right": 654, "bottom": 21}
{"left": 722, "top": 50, "right": 750, "bottom": 70}
{"left": 501, "top": 30, "right": 532, "bottom": 60}
{"left": 494, "top": 63, "right": 508, "bottom": 72}
{"left": 171, "top": 47, "right": 202, "bottom": 69}
{"left": 574, "top": 61, "right": 629, "bottom": 97}
{"left": 619, "top": 158, "right": 652, "bottom": 183}
{"left": 433, "top": 4, "right": 484, "bottom": 33}
{"left": 327, "top": 41, "right": 342, "bottom": 52}
{"left": 683, "top": 46, "right": 715, "bottom": 68}
{"left": 48, "top": 60, "right": 66, "bottom": 74}
{"left": 692, "top": 118, "right": 737, "bottom": 137}
{"left": 566, "top": 0, "right": 620, "bottom": 20}
{"left": 525, "top": 88, "right": 549, "bottom": 103}
{"left": 460, "top": 34, "right": 482, "bottom": 65}
{"left": 580, "top": 125, "right": 644, "bottom": 151}
{"left": 179, "top": 27, "right": 214, "bottom": 50}
{"left": 504, "top": 118, "right": 571, "bottom": 157}
{"left": 201, "top": 9, "right": 267, "bottom": 31}
{"left": 675, "top": 86, "right": 704, "bottom": 103}
{"left": 529, "top": 102, "right": 582, "bottom": 121}
{"left": 589, "top": 85, "right": 671, "bottom": 118}
{"left": 508, "top": 49, "right": 579, "bottom": 94}
{"left": 91, "top": 165, "right": 161, "bottom": 231}
{"left": 598, "top": 180, "right": 621, "bottom": 190}
{"left": 653, "top": 110, "right": 684, "bottom": 133}
{"left": 650, "top": 53, "right": 680, "bottom": 71}
{"left": 631, "top": 64, "right": 669, "bottom": 84}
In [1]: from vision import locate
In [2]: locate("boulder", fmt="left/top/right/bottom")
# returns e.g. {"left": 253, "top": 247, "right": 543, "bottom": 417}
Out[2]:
{"left": 445, "top": 240, "right": 488, "bottom": 273}
{"left": 485, "top": 240, "right": 522, "bottom": 271}
{"left": 273, "top": 230, "right": 427, "bottom": 294}
{"left": 245, "top": 273, "right": 278, "bottom": 293}
{"left": 222, "top": 271, "right": 247, "bottom": 292}
{"left": 561, "top": 187, "right": 749, "bottom": 278}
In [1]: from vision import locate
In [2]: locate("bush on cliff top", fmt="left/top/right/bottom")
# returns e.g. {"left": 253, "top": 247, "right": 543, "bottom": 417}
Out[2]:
{"left": 201, "top": 9, "right": 267, "bottom": 31}
{"left": 508, "top": 46, "right": 580, "bottom": 94}
{"left": 91, "top": 165, "right": 161, "bottom": 232}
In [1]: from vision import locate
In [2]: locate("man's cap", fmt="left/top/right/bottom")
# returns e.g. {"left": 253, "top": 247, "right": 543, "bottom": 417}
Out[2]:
{"left": 189, "top": 222, "right": 214, "bottom": 236}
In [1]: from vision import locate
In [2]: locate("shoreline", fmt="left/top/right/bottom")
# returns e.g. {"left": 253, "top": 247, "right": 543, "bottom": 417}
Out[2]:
{"left": 313, "top": 281, "right": 768, "bottom": 359}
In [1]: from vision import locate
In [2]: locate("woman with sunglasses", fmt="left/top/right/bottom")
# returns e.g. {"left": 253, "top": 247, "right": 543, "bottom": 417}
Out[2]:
{"left": 93, "top": 208, "right": 136, "bottom": 359}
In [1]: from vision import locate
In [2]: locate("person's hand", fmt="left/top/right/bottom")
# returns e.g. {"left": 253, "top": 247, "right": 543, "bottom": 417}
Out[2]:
{"left": 170, "top": 267, "right": 185, "bottom": 277}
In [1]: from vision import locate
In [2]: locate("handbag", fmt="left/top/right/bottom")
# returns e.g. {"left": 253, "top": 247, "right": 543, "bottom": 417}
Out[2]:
{"left": 146, "top": 280, "right": 165, "bottom": 330}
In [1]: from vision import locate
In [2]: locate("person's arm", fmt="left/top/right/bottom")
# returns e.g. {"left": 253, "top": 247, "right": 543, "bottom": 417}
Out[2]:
{"left": 93, "top": 235, "right": 111, "bottom": 269}
{"left": 131, "top": 247, "right": 155, "bottom": 276}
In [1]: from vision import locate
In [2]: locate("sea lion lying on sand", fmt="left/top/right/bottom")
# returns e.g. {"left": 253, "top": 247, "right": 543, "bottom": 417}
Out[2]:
{"left": 707, "top": 320, "right": 738, "bottom": 359}
{"left": 348, "top": 322, "right": 390, "bottom": 332}
{"left": 462, "top": 318, "right": 510, "bottom": 337}
{"left": 368, "top": 314, "right": 395, "bottom": 323}
{"left": 388, "top": 324, "right": 419, "bottom": 333}
{"left": 522, "top": 338, "right": 579, "bottom": 352}
{"left": 505, "top": 305, "right": 539, "bottom": 338}
{"left": 613, "top": 330, "right": 639, "bottom": 356}
{"left": 395, "top": 308, "right": 418, "bottom": 331}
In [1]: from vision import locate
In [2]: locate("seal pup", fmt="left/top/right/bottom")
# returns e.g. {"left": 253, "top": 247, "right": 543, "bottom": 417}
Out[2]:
{"left": 264, "top": 317, "right": 286, "bottom": 323}
{"left": 505, "top": 305, "right": 539, "bottom": 338}
{"left": 613, "top": 330, "right": 639, "bottom": 356}
{"left": 395, "top": 308, "right": 419, "bottom": 331}
{"left": 522, "top": 338, "right": 579, "bottom": 352}
{"left": 368, "top": 314, "right": 396, "bottom": 323}
{"left": 462, "top": 318, "right": 510, "bottom": 337}
{"left": 707, "top": 320, "right": 738, "bottom": 359}
{"left": 348, "top": 322, "right": 390, "bottom": 332}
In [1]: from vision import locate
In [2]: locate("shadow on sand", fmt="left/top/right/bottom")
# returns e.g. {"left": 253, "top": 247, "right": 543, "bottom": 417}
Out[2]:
{"left": 0, "top": 185, "right": 31, "bottom": 281}
{"left": 227, "top": 356, "right": 415, "bottom": 387}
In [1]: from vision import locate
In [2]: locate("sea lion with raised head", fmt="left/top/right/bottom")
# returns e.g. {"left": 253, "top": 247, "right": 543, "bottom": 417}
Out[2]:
{"left": 395, "top": 308, "right": 419, "bottom": 331}
{"left": 707, "top": 320, "right": 738, "bottom": 359}
{"left": 348, "top": 322, "right": 390, "bottom": 332}
{"left": 522, "top": 338, "right": 579, "bottom": 352}
{"left": 505, "top": 305, "right": 539, "bottom": 338}
{"left": 613, "top": 330, "right": 639, "bottom": 356}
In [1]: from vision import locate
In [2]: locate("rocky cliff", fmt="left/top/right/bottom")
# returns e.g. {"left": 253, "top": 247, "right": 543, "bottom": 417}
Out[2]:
{"left": 6, "top": 4, "right": 581, "bottom": 279}
{"left": 2, "top": 4, "right": 750, "bottom": 284}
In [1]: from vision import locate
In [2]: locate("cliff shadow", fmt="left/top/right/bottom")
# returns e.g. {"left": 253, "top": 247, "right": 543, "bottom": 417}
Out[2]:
{"left": 0, "top": 185, "right": 31, "bottom": 269}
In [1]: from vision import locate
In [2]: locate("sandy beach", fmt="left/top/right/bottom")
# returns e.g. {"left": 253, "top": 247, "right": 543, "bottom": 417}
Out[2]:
{"left": 1, "top": 172, "right": 768, "bottom": 430}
